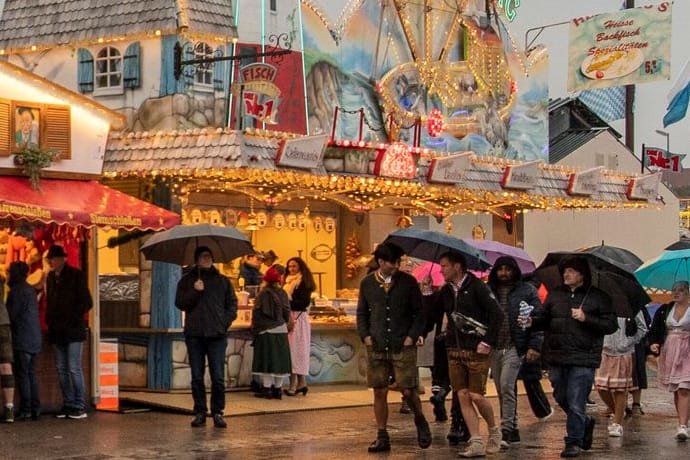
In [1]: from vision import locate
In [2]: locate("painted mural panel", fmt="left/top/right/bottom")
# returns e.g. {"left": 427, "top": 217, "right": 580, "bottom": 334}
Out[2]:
{"left": 300, "top": 0, "right": 548, "bottom": 161}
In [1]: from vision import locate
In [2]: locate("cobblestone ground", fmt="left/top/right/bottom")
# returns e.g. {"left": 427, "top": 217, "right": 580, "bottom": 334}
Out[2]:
{"left": 1, "top": 379, "right": 688, "bottom": 459}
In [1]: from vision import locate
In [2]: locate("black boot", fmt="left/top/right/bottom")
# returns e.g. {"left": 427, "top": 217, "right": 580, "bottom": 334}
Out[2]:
{"left": 254, "top": 387, "right": 273, "bottom": 399}
{"left": 447, "top": 392, "right": 470, "bottom": 445}
{"left": 430, "top": 386, "right": 448, "bottom": 422}
{"left": 271, "top": 386, "right": 282, "bottom": 400}
{"left": 368, "top": 430, "right": 391, "bottom": 453}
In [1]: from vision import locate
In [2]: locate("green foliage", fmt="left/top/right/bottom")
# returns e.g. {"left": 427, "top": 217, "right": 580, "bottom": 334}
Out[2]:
{"left": 15, "top": 146, "right": 60, "bottom": 190}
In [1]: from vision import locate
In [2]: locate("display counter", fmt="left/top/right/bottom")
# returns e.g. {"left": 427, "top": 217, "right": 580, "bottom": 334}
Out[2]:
{"left": 102, "top": 313, "right": 366, "bottom": 392}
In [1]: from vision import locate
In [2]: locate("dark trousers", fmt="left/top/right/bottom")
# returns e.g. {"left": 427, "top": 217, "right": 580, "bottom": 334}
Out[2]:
{"left": 520, "top": 360, "right": 552, "bottom": 418}
{"left": 13, "top": 350, "right": 40, "bottom": 413}
{"left": 185, "top": 335, "right": 228, "bottom": 415}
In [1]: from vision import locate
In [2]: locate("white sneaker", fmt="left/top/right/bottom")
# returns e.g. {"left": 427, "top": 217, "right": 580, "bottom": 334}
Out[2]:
{"left": 459, "top": 438, "right": 486, "bottom": 457}
{"left": 608, "top": 423, "right": 623, "bottom": 437}
{"left": 676, "top": 425, "right": 689, "bottom": 441}
{"left": 486, "top": 427, "right": 501, "bottom": 454}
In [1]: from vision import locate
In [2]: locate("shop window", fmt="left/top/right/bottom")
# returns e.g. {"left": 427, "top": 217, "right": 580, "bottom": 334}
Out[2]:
{"left": 95, "top": 46, "right": 123, "bottom": 95}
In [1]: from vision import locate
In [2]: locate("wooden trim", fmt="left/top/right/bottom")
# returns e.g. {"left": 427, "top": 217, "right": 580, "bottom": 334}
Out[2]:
{"left": 0, "top": 98, "right": 10, "bottom": 156}
{"left": 44, "top": 104, "right": 72, "bottom": 160}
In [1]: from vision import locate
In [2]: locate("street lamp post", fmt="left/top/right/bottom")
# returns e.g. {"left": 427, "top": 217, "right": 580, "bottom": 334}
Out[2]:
{"left": 655, "top": 129, "right": 670, "bottom": 154}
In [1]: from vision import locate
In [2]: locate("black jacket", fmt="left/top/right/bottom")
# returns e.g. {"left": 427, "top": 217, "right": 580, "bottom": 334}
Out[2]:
{"left": 648, "top": 302, "right": 673, "bottom": 351}
{"left": 487, "top": 257, "right": 544, "bottom": 355}
{"left": 175, "top": 265, "right": 237, "bottom": 338}
{"left": 531, "top": 284, "right": 617, "bottom": 368}
{"left": 357, "top": 270, "right": 425, "bottom": 353}
{"left": 46, "top": 264, "right": 93, "bottom": 345}
{"left": 427, "top": 272, "right": 504, "bottom": 351}
{"left": 251, "top": 285, "right": 291, "bottom": 334}
{"left": 290, "top": 281, "right": 314, "bottom": 311}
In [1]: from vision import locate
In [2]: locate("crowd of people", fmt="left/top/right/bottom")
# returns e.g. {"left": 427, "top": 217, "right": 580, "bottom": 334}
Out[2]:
{"left": 0, "top": 244, "right": 93, "bottom": 423}
{"left": 355, "top": 242, "right": 690, "bottom": 458}
{"left": 4, "top": 237, "right": 688, "bottom": 460}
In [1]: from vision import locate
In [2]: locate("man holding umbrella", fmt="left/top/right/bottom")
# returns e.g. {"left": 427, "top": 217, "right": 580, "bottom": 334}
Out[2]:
{"left": 175, "top": 246, "right": 237, "bottom": 429}
{"left": 525, "top": 256, "right": 617, "bottom": 458}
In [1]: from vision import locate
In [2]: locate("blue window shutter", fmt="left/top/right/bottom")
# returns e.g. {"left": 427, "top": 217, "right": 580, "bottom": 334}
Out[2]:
{"left": 160, "top": 36, "right": 178, "bottom": 96}
{"left": 123, "top": 41, "right": 141, "bottom": 89}
{"left": 213, "top": 46, "right": 226, "bottom": 91}
{"left": 77, "top": 48, "right": 94, "bottom": 93}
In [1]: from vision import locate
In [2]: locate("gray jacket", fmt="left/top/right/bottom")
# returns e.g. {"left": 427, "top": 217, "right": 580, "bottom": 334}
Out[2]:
{"left": 602, "top": 312, "right": 648, "bottom": 356}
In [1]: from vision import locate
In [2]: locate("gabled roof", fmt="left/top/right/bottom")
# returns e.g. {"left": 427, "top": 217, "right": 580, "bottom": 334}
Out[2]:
{"left": 0, "top": 59, "right": 125, "bottom": 129}
{"left": 548, "top": 97, "right": 621, "bottom": 164}
{"left": 0, "top": 0, "right": 237, "bottom": 52}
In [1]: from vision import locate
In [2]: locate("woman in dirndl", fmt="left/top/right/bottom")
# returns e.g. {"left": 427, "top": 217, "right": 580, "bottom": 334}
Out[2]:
{"left": 594, "top": 311, "right": 648, "bottom": 438}
{"left": 283, "top": 257, "right": 316, "bottom": 396}
{"left": 649, "top": 280, "right": 690, "bottom": 441}
{"left": 251, "top": 267, "right": 292, "bottom": 400}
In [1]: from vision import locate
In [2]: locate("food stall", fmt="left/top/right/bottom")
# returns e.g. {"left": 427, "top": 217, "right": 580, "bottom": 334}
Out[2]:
{"left": 100, "top": 126, "right": 658, "bottom": 388}
{"left": 0, "top": 59, "right": 179, "bottom": 410}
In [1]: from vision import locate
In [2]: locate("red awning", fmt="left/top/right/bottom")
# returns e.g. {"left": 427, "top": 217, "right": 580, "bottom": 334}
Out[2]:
{"left": 0, "top": 176, "right": 179, "bottom": 230}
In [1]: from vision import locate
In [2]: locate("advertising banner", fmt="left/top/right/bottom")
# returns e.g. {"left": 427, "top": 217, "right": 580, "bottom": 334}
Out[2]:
{"left": 567, "top": 3, "right": 672, "bottom": 92}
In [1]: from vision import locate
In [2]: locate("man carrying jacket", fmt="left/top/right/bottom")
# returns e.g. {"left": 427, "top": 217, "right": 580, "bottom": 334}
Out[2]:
{"left": 176, "top": 246, "right": 237, "bottom": 429}
{"left": 486, "top": 256, "right": 544, "bottom": 448}
{"left": 428, "top": 251, "right": 504, "bottom": 457}
{"left": 525, "top": 256, "right": 617, "bottom": 458}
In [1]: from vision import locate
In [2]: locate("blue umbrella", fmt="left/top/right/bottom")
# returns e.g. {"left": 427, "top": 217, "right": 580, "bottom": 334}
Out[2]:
{"left": 381, "top": 228, "right": 491, "bottom": 271}
{"left": 634, "top": 249, "right": 690, "bottom": 291}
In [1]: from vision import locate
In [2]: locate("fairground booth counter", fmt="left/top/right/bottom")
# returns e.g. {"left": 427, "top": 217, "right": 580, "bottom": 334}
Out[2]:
{"left": 100, "top": 125, "right": 658, "bottom": 392}
{"left": 0, "top": 60, "right": 179, "bottom": 411}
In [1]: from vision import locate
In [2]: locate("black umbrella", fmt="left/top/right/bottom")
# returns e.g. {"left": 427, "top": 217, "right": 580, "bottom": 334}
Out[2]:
{"left": 664, "top": 238, "right": 690, "bottom": 251}
{"left": 575, "top": 243, "right": 644, "bottom": 273}
{"left": 535, "top": 251, "right": 650, "bottom": 318}
{"left": 381, "top": 228, "right": 491, "bottom": 271}
{"left": 140, "top": 223, "right": 254, "bottom": 265}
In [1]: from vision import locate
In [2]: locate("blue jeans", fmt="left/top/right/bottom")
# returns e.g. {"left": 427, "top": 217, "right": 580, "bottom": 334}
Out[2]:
{"left": 549, "top": 365, "right": 594, "bottom": 447}
{"left": 185, "top": 335, "right": 227, "bottom": 415}
{"left": 53, "top": 342, "right": 86, "bottom": 410}
{"left": 13, "top": 350, "right": 40, "bottom": 413}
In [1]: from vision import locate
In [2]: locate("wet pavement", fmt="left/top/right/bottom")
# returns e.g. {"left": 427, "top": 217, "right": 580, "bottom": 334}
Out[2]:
{"left": 2, "top": 379, "right": 689, "bottom": 459}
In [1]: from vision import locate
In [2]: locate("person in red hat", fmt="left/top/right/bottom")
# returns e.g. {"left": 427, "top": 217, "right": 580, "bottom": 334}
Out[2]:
{"left": 250, "top": 266, "right": 292, "bottom": 400}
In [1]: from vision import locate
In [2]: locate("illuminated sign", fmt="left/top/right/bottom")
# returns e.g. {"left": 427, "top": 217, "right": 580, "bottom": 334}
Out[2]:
{"left": 374, "top": 142, "right": 417, "bottom": 179}
{"left": 500, "top": 161, "right": 540, "bottom": 190}
{"left": 275, "top": 134, "right": 328, "bottom": 170}
{"left": 567, "top": 166, "right": 603, "bottom": 196}
{"left": 426, "top": 152, "right": 472, "bottom": 184}
{"left": 626, "top": 172, "right": 661, "bottom": 201}
{"left": 240, "top": 63, "right": 281, "bottom": 123}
